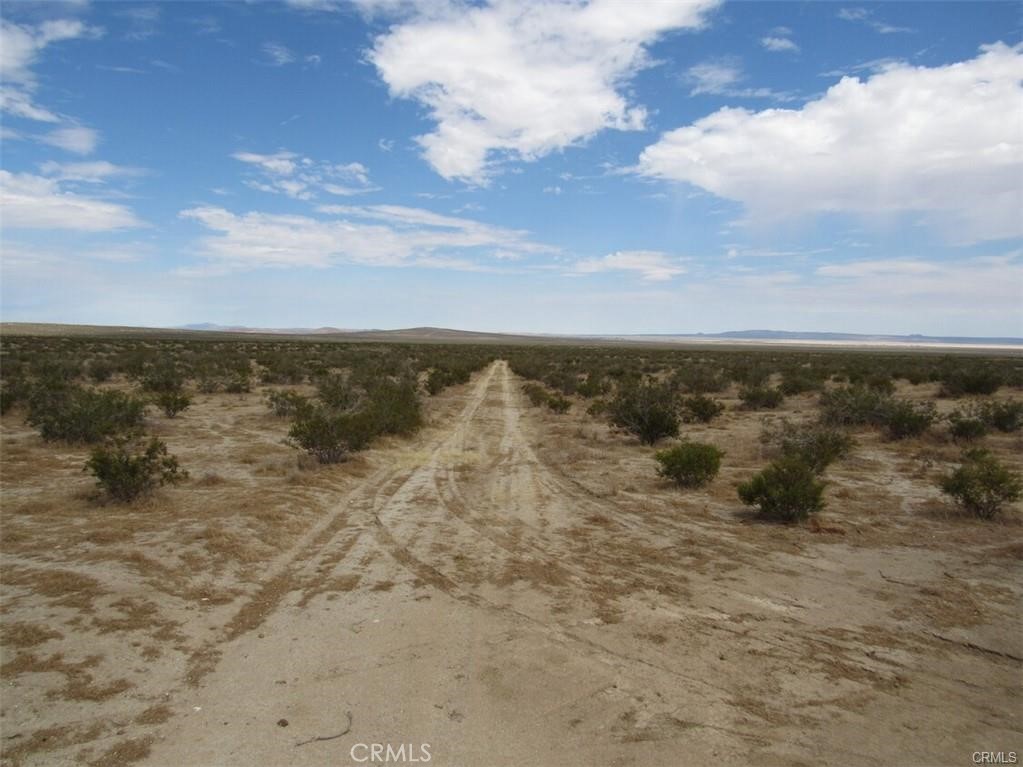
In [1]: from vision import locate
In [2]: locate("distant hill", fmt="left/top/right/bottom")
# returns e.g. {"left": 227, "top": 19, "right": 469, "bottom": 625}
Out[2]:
{"left": 2, "top": 323, "right": 1020, "bottom": 351}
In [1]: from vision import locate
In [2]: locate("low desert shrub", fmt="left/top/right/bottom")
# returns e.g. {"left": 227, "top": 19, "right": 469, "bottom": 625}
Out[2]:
{"left": 655, "top": 441, "right": 723, "bottom": 488}
{"left": 681, "top": 394, "right": 725, "bottom": 424}
{"left": 739, "top": 386, "right": 784, "bottom": 410}
{"left": 608, "top": 382, "right": 679, "bottom": 445}
{"left": 85, "top": 438, "right": 186, "bottom": 502}
{"left": 946, "top": 406, "right": 990, "bottom": 443}
{"left": 266, "top": 389, "right": 308, "bottom": 418}
{"left": 880, "top": 399, "right": 936, "bottom": 440}
{"left": 363, "top": 378, "right": 422, "bottom": 436}
{"left": 737, "top": 457, "right": 825, "bottom": 522}
{"left": 760, "top": 419, "right": 854, "bottom": 474}
{"left": 154, "top": 391, "right": 191, "bottom": 418}
{"left": 818, "top": 386, "right": 889, "bottom": 427}
{"left": 522, "top": 383, "right": 550, "bottom": 407}
{"left": 28, "top": 385, "right": 146, "bottom": 443}
{"left": 288, "top": 405, "right": 374, "bottom": 464}
{"left": 979, "top": 401, "right": 1023, "bottom": 433}
{"left": 940, "top": 368, "right": 1003, "bottom": 397}
{"left": 939, "top": 449, "right": 1022, "bottom": 519}
{"left": 546, "top": 394, "right": 571, "bottom": 414}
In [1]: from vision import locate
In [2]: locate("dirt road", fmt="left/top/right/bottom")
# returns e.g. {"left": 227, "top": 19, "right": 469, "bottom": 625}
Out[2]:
{"left": 139, "top": 360, "right": 1020, "bottom": 767}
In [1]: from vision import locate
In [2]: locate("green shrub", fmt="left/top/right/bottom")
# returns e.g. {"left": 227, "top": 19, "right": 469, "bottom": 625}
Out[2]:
{"left": 363, "top": 378, "right": 422, "bottom": 436}
{"left": 522, "top": 383, "right": 549, "bottom": 407}
{"left": 288, "top": 405, "right": 374, "bottom": 464}
{"left": 546, "top": 394, "right": 571, "bottom": 414}
{"left": 316, "top": 373, "right": 359, "bottom": 410}
{"left": 760, "top": 419, "right": 854, "bottom": 474}
{"left": 266, "top": 389, "right": 308, "bottom": 418}
{"left": 28, "top": 385, "right": 146, "bottom": 443}
{"left": 939, "top": 449, "right": 1022, "bottom": 519}
{"left": 139, "top": 364, "right": 184, "bottom": 394}
{"left": 739, "top": 386, "right": 784, "bottom": 410}
{"left": 880, "top": 399, "right": 936, "bottom": 440}
{"left": 979, "top": 401, "right": 1023, "bottom": 433}
{"left": 819, "top": 386, "right": 890, "bottom": 427}
{"left": 85, "top": 438, "right": 186, "bottom": 502}
{"left": 940, "top": 368, "right": 1003, "bottom": 397}
{"left": 224, "top": 375, "right": 250, "bottom": 394}
{"left": 86, "top": 360, "right": 114, "bottom": 383}
{"left": 608, "top": 382, "right": 679, "bottom": 445}
{"left": 154, "top": 391, "right": 191, "bottom": 418}
{"left": 737, "top": 457, "right": 825, "bottom": 522}
{"left": 681, "top": 394, "right": 725, "bottom": 424}
{"left": 655, "top": 441, "right": 723, "bottom": 488}
{"left": 946, "top": 407, "right": 990, "bottom": 443}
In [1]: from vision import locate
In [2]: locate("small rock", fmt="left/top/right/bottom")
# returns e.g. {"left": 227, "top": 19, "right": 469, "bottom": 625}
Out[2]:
{"left": 277, "top": 719, "right": 289, "bottom": 728}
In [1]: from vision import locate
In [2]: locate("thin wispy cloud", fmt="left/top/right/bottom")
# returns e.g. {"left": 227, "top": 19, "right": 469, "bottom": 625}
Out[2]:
{"left": 232, "top": 150, "right": 379, "bottom": 199}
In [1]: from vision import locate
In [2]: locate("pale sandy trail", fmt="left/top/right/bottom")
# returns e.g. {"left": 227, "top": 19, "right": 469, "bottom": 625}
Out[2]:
{"left": 143, "top": 361, "right": 1022, "bottom": 767}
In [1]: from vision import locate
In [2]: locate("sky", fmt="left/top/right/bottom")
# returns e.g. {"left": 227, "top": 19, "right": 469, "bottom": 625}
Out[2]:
{"left": 0, "top": 0, "right": 1021, "bottom": 336}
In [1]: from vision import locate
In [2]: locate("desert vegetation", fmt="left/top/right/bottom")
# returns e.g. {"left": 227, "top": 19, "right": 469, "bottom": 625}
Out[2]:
{"left": 1, "top": 330, "right": 1020, "bottom": 767}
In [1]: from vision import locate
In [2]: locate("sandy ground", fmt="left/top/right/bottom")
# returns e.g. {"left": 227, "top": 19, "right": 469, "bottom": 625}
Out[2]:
{"left": 2, "top": 360, "right": 1021, "bottom": 766}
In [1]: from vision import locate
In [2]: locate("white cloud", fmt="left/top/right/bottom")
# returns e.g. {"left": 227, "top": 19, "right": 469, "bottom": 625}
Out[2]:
{"left": 685, "top": 58, "right": 797, "bottom": 100}
{"left": 232, "top": 151, "right": 377, "bottom": 199}
{"left": 638, "top": 43, "right": 1023, "bottom": 243}
{"left": 816, "top": 260, "right": 941, "bottom": 278}
{"left": 0, "top": 19, "right": 102, "bottom": 124}
{"left": 262, "top": 42, "right": 295, "bottom": 66}
{"left": 39, "top": 124, "right": 99, "bottom": 154}
{"left": 119, "top": 5, "right": 161, "bottom": 41}
{"left": 761, "top": 36, "right": 798, "bottom": 53}
{"left": 365, "top": 0, "right": 719, "bottom": 183}
{"left": 572, "top": 250, "right": 686, "bottom": 281}
{"left": 0, "top": 170, "right": 143, "bottom": 230}
{"left": 179, "top": 203, "right": 555, "bottom": 272}
{"left": 38, "top": 160, "right": 144, "bottom": 183}
{"left": 838, "top": 7, "right": 912, "bottom": 35}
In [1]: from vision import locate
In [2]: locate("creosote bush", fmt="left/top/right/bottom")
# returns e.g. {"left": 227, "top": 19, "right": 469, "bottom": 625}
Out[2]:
{"left": 939, "top": 449, "right": 1022, "bottom": 519}
{"left": 655, "top": 441, "right": 723, "bottom": 489}
{"left": 85, "top": 437, "right": 186, "bottom": 502}
{"left": 738, "top": 457, "right": 825, "bottom": 522}
{"left": 288, "top": 405, "right": 374, "bottom": 464}
{"left": 154, "top": 390, "right": 191, "bottom": 418}
{"left": 759, "top": 418, "right": 854, "bottom": 474}
{"left": 266, "top": 389, "right": 308, "bottom": 418}
{"left": 608, "top": 381, "right": 679, "bottom": 445}
{"left": 681, "top": 394, "right": 725, "bottom": 424}
{"left": 738, "top": 386, "right": 784, "bottom": 410}
{"left": 881, "top": 399, "right": 936, "bottom": 440}
{"left": 940, "top": 368, "right": 1003, "bottom": 397}
{"left": 946, "top": 406, "right": 990, "bottom": 443}
{"left": 980, "top": 401, "right": 1023, "bottom": 433}
{"left": 28, "top": 385, "right": 146, "bottom": 443}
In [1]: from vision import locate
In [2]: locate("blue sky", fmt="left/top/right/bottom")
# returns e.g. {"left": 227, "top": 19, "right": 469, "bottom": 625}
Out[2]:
{"left": 1, "top": 0, "right": 1021, "bottom": 335}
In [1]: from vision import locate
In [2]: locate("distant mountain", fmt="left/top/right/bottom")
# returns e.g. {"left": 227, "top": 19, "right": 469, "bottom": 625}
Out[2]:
{"left": 4, "top": 323, "right": 1019, "bottom": 349}
{"left": 643, "top": 330, "right": 1023, "bottom": 346}
{"left": 176, "top": 323, "right": 351, "bottom": 335}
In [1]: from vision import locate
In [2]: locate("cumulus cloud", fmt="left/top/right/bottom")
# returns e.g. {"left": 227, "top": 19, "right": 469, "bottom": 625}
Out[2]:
{"left": 232, "top": 151, "right": 377, "bottom": 199}
{"left": 365, "top": 0, "right": 719, "bottom": 183}
{"left": 179, "top": 203, "right": 555, "bottom": 272}
{"left": 0, "top": 170, "right": 144, "bottom": 230}
{"left": 637, "top": 43, "right": 1023, "bottom": 243}
{"left": 572, "top": 250, "right": 687, "bottom": 281}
